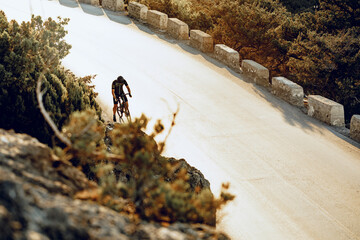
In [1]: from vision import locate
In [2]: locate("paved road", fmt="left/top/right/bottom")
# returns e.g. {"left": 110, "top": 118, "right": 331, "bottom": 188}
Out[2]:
{"left": 2, "top": 0, "right": 360, "bottom": 239}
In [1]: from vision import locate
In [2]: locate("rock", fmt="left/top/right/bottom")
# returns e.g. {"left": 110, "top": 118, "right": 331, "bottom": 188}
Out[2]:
{"left": 0, "top": 129, "right": 230, "bottom": 239}
{"left": 167, "top": 158, "right": 211, "bottom": 191}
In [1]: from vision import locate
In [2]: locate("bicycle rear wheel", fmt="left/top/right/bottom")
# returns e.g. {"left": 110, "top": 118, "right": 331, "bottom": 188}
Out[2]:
{"left": 117, "top": 106, "right": 125, "bottom": 123}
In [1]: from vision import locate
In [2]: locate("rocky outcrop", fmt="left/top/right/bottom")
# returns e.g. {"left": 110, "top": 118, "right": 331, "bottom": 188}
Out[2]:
{"left": 167, "top": 158, "right": 210, "bottom": 191}
{"left": 0, "top": 129, "right": 229, "bottom": 239}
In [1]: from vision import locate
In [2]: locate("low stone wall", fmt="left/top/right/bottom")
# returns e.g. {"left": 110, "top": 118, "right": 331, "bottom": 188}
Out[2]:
{"left": 272, "top": 77, "right": 304, "bottom": 107}
{"left": 128, "top": 2, "right": 148, "bottom": 22}
{"left": 241, "top": 60, "right": 270, "bottom": 87}
{"left": 167, "top": 18, "right": 189, "bottom": 40}
{"left": 83, "top": 1, "right": 359, "bottom": 142}
{"left": 147, "top": 10, "right": 168, "bottom": 31}
{"left": 307, "top": 95, "right": 345, "bottom": 127}
{"left": 190, "top": 30, "right": 213, "bottom": 53}
{"left": 214, "top": 44, "right": 239, "bottom": 70}
{"left": 350, "top": 115, "right": 360, "bottom": 142}
{"left": 102, "top": 0, "right": 124, "bottom": 11}
{"left": 78, "top": 0, "right": 100, "bottom": 5}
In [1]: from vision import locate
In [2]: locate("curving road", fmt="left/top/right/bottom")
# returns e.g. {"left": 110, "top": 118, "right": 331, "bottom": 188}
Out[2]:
{"left": 2, "top": 0, "right": 360, "bottom": 239}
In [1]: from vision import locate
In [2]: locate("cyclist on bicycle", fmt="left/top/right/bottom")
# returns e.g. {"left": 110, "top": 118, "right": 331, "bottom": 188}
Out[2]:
{"left": 112, "top": 76, "right": 132, "bottom": 122}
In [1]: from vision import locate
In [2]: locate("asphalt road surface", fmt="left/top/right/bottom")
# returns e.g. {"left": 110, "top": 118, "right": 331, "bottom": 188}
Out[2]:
{"left": 1, "top": 0, "right": 360, "bottom": 239}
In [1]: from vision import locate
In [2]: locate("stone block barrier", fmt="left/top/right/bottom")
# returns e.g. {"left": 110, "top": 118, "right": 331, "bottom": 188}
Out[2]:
{"left": 78, "top": 0, "right": 100, "bottom": 6}
{"left": 350, "top": 115, "right": 360, "bottom": 142}
{"left": 307, "top": 95, "right": 345, "bottom": 127}
{"left": 190, "top": 30, "right": 213, "bottom": 53}
{"left": 241, "top": 60, "right": 270, "bottom": 87}
{"left": 102, "top": 0, "right": 124, "bottom": 11}
{"left": 147, "top": 10, "right": 168, "bottom": 31}
{"left": 128, "top": 2, "right": 148, "bottom": 22}
{"left": 214, "top": 44, "right": 239, "bottom": 70}
{"left": 167, "top": 18, "right": 189, "bottom": 40}
{"left": 272, "top": 77, "right": 304, "bottom": 107}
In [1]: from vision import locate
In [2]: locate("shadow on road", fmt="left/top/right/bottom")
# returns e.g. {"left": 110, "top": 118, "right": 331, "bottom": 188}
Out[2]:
{"left": 55, "top": 0, "right": 360, "bottom": 148}
{"left": 130, "top": 18, "right": 156, "bottom": 35}
{"left": 79, "top": 3, "right": 104, "bottom": 16}
{"left": 246, "top": 77, "right": 360, "bottom": 149}
{"left": 250, "top": 82, "right": 318, "bottom": 132}
{"left": 104, "top": 9, "right": 131, "bottom": 25}
{"left": 59, "top": 0, "right": 79, "bottom": 8}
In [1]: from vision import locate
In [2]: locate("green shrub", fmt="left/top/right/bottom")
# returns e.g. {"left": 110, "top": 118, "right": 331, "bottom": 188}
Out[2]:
{"left": 64, "top": 111, "right": 234, "bottom": 226}
{"left": 136, "top": 0, "right": 360, "bottom": 122}
{"left": 0, "top": 13, "right": 101, "bottom": 145}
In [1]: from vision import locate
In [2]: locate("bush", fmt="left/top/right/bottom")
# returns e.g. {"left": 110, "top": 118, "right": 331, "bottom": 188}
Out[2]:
{"left": 136, "top": 0, "right": 359, "bottom": 122}
{"left": 65, "top": 111, "right": 234, "bottom": 225}
{"left": 0, "top": 13, "right": 101, "bottom": 145}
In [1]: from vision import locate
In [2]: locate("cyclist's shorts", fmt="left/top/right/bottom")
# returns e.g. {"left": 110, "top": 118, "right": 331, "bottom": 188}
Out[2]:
{"left": 113, "top": 94, "right": 128, "bottom": 104}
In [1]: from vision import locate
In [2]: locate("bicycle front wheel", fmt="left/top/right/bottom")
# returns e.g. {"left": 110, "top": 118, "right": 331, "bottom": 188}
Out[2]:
{"left": 125, "top": 109, "right": 131, "bottom": 123}
{"left": 117, "top": 106, "right": 125, "bottom": 124}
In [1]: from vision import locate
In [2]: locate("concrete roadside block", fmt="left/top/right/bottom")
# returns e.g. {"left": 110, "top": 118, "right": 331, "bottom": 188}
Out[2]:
{"left": 167, "top": 18, "right": 189, "bottom": 40}
{"left": 241, "top": 60, "right": 270, "bottom": 87}
{"left": 272, "top": 77, "right": 304, "bottom": 107}
{"left": 350, "top": 115, "right": 360, "bottom": 142}
{"left": 147, "top": 10, "right": 168, "bottom": 31}
{"left": 102, "top": 0, "right": 125, "bottom": 11}
{"left": 128, "top": 2, "right": 148, "bottom": 22}
{"left": 214, "top": 44, "right": 240, "bottom": 70}
{"left": 190, "top": 30, "right": 213, "bottom": 53}
{"left": 307, "top": 95, "right": 345, "bottom": 127}
{"left": 78, "top": 0, "right": 100, "bottom": 6}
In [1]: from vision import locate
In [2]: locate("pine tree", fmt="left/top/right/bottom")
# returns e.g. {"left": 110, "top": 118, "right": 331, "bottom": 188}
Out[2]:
{"left": 0, "top": 12, "right": 101, "bottom": 145}
{"left": 287, "top": 1, "right": 360, "bottom": 121}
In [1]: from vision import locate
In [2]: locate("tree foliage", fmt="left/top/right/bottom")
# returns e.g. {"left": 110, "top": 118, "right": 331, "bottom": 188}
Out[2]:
{"left": 288, "top": 1, "right": 360, "bottom": 120}
{"left": 138, "top": 0, "right": 360, "bottom": 121}
{"left": 0, "top": 12, "right": 101, "bottom": 145}
{"left": 278, "top": 0, "right": 318, "bottom": 13}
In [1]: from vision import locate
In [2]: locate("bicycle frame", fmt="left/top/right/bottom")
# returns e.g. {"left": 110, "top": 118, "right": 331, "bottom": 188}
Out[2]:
{"left": 116, "top": 93, "right": 131, "bottom": 123}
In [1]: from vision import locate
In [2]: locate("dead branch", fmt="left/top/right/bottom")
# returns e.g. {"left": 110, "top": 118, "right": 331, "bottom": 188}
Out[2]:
{"left": 36, "top": 73, "right": 72, "bottom": 147}
{"left": 158, "top": 104, "right": 180, "bottom": 153}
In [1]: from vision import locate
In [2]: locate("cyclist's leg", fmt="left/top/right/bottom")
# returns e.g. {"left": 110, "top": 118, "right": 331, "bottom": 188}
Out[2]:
{"left": 125, "top": 101, "right": 129, "bottom": 113}
{"left": 113, "top": 96, "right": 118, "bottom": 121}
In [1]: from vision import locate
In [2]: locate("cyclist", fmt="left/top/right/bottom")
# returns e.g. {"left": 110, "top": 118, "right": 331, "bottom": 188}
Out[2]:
{"left": 112, "top": 76, "right": 132, "bottom": 122}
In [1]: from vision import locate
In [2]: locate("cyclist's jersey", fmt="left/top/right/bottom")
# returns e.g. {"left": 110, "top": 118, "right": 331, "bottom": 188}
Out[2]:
{"left": 112, "top": 78, "right": 128, "bottom": 96}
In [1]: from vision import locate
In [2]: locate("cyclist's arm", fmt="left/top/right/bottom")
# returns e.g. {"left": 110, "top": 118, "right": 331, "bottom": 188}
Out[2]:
{"left": 112, "top": 89, "right": 116, "bottom": 99}
{"left": 126, "top": 85, "right": 132, "bottom": 97}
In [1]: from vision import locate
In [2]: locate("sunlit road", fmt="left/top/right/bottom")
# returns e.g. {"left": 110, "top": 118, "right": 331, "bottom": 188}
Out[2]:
{"left": 1, "top": 0, "right": 360, "bottom": 239}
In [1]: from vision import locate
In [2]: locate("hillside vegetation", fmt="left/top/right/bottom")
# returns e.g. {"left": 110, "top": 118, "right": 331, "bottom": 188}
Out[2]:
{"left": 0, "top": 12, "right": 101, "bottom": 145}
{"left": 0, "top": 12, "right": 234, "bottom": 232}
{"left": 138, "top": 0, "right": 360, "bottom": 122}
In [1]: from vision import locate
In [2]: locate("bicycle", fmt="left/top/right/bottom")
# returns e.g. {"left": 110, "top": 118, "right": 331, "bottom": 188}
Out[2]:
{"left": 116, "top": 93, "right": 131, "bottom": 123}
